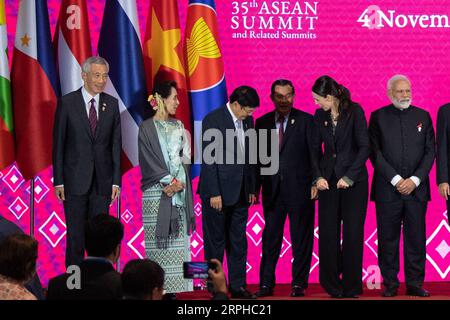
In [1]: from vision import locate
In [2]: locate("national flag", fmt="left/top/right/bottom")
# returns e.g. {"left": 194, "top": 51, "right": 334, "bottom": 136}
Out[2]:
{"left": 184, "top": 0, "right": 227, "bottom": 177}
{"left": 98, "top": 0, "right": 150, "bottom": 173}
{"left": 54, "top": 0, "right": 92, "bottom": 95}
{"left": 0, "top": 0, "right": 14, "bottom": 170}
{"left": 143, "top": 0, "right": 191, "bottom": 134}
{"left": 11, "top": 0, "right": 59, "bottom": 180}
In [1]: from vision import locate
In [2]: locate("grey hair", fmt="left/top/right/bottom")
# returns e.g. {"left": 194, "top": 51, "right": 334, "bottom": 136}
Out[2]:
{"left": 82, "top": 56, "right": 110, "bottom": 73}
{"left": 387, "top": 74, "right": 410, "bottom": 92}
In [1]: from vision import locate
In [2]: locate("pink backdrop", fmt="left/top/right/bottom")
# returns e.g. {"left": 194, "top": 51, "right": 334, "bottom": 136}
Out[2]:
{"left": 2, "top": 0, "right": 450, "bottom": 287}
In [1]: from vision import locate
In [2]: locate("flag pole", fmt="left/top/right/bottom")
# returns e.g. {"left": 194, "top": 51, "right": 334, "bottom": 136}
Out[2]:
{"left": 116, "top": 192, "right": 121, "bottom": 272}
{"left": 30, "top": 177, "right": 35, "bottom": 236}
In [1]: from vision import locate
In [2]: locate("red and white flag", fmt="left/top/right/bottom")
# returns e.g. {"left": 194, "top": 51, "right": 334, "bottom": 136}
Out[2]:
{"left": 54, "top": 0, "right": 92, "bottom": 95}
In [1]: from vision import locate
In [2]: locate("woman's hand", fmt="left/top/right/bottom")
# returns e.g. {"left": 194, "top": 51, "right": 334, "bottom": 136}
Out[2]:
{"left": 171, "top": 180, "right": 185, "bottom": 193}
{"left": 316, "top": 178, "right": 329, "bottom": 191}
{"left": 163, "top": 185, "right": 174, "bottom": 197}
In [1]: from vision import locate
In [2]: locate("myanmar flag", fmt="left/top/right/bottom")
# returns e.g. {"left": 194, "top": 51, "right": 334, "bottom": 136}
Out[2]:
{"left": 0, "top": 0, "right": 14, "bottom": 171}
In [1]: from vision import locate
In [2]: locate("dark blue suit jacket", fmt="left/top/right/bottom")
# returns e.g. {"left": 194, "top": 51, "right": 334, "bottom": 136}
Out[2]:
{"left": 255, "top": 108, "right": 315, "bottom": 208}
{"left": 312, "top": 103, "right": 370, "bottom": 184}
{"left": 197, "top": 106, "right": 256, "bottom": 206}
{"left": 52, "top": 88, "right": 122, "bottom": 195}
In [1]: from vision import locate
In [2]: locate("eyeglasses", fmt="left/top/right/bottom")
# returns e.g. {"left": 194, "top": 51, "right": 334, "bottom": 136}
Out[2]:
{"left": 242, "top": 107, "right": 255, "bottom": 115}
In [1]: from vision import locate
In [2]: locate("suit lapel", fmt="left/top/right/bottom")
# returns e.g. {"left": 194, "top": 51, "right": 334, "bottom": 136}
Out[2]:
{"left": 334, "top": 110, "right": 350, "bottom": 142}
{"left": 95, "top": 93, "right": 106, "bottom": 140}
{"left": 222, "top": 106, "right": 235, "bottom": 130}
{"left": 76, "top": 89, "right": 94, "bottom": 140}
{"left": 268, "top": 111, "right": 276, "bottom": 130}
{"left": 322, "top": 110, "right": 333, "bottom": 139}
{"left": 280, "top": 109, "right": 297, "bottom": 151}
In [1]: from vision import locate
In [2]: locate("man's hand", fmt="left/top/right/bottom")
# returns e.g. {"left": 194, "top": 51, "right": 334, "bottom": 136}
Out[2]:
{"left": 248, "top": 194, "right": 257, "bottom": 205}
{"left": 55, "top": 186, "right": 65, "bottom": 201}
{"left": 395, "top": 178, "right": 405, "bottom": 189}
{"left": 210, "top": 196, "right": 223, "bottom": 212}
{"left": 439, "top": 183, "right": 450, "bottom": 200}
{"left": 208, "top": 258, "right": 227, "bottom": 295}
{"left": 316, "top": 178, "right": 329, "bottom": 191}
{"left": 311, "top": 186, "right": 318, "bottom": 200}
{"left": 337, "top": 178, "right": 350, "bottom": 189}
{"left": 397, "top": 178, "right": 416, "bottom": 195}
{"left": 111, "top": 186, "right": 120, "bottom": 201}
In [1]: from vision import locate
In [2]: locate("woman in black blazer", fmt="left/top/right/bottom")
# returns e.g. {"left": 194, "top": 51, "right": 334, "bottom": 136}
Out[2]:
{"left": 311, "top": 76, "right": 370, "bottom": 298}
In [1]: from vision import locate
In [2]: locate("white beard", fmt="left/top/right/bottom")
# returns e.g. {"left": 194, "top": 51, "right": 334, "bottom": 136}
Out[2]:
{"left": 392, "top": 98, "right": 411, "bottom": 110}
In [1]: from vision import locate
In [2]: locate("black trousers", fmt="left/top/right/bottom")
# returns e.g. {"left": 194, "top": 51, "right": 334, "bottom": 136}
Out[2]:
{"left": 63, "top": 174, "right": 111, "bottom": 268}
{"left": 318, "top": 178, "right": 368, "bottom": 296}
{"left": 376, "top": 200, "right": 427, "bottom": 289}
{"left": 259, "top": 200, "right": 314, "bottom": 289}
{"left": 202, "top": 191, "right": 249, "bottom": 291}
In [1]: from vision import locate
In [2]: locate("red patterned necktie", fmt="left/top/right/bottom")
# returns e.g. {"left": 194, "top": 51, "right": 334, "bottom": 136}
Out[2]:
{"left": 88, "top": 98, "right": 97, "bottom": 136}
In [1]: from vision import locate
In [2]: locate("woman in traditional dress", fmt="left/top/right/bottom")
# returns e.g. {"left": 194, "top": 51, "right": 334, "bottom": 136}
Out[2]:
{"left": 138, "top": 81, "right": 195, "bottom": 300}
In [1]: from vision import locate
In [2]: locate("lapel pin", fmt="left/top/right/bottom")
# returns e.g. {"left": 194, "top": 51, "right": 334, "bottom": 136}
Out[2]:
{"left": 102, "top": 103, "right": 106, "bottom": 112}
{"left": 324, "top": 121, "right": 328, "bottom": 127}
{"left": 417, "top": 122, "right": 422, "bottom": 132}
{"left": 291, "top": 119, "right": 295, "bottom": 125}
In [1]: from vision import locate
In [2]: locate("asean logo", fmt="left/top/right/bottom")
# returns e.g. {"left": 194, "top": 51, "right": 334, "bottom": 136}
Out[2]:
{"left": 186, "top": 4, "right": 224, "bottom": 91}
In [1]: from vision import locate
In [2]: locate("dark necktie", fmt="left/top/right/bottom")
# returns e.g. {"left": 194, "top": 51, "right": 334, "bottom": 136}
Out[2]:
{"left": 88, "top": 98, "right": 97, "bottom": 136}
{"left": 278, "top": 114, "right": 285, "bottom": 150}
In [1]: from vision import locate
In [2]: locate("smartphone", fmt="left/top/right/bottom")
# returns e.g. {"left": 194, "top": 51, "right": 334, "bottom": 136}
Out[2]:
{"left": 183, "top": 261, "right": 217, "bottom": 279}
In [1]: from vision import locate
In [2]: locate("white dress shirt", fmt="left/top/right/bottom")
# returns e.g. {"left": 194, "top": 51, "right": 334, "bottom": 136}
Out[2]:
{"left": 226, "top": 102, "right": 245, "bottom": 150}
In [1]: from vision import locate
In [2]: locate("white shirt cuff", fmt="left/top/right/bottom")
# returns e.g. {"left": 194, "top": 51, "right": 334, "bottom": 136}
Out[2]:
{"left": 391, "top": 175, "right": 403, "bottom": 187}
{"left": 410, "top": 176, "right": 421, "bottom": 187}
{"left": 55, "top": 185, "right": 64, "bottom": 188}
{"left": 113, "top": 185, "right": 120, "bottom": 189}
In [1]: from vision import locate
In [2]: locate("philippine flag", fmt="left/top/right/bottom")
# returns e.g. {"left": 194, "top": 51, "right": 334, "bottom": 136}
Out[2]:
{"left": 11, "top": 0, "right": 59, "bottom": 180}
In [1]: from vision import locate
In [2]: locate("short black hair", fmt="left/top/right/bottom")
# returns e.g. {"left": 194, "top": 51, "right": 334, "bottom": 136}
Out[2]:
{"left": 229, "top": 85, "right": 260, "bottom": 108}
{"left": 271, "top": 79, "right": 295, "bottom": 95}
{"left": 122, "top": 259, "right": 165, "bottom": 299}
{"left": 0, "top": 234, "right": 38, "bottom": 282}
{"left": 152, "top": 80, "right": 177, "bottom": 99}
{"left": 85, "top": 214, "right": 124, "bottom": 257}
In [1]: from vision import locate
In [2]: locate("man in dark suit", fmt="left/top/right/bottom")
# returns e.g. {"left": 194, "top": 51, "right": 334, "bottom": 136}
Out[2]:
{"left": 255, "top": 79, "right": 316, "bottom": 297}
{"left": 369, "top": 75, "right": 435, "bottom": 297}
{"left": 53, "top": 56, "right": 121, "bottom": 268}
{"left": 0, "top": 215, "right": 45, "bottom": 300}
{"left": 198, "top": 86, "right": 260, "bottom": 299}
{"left": 47, "top": 214, "right": 123, "bottom": 300}
{"left": 436, "top": 103, "right": 450, "bottom": 216}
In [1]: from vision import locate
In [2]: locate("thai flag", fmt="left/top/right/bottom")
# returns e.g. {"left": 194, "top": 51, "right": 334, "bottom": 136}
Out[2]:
{"left": 11, "top": 0, "right": 59, "bottom": 180}
{"left": 98, "top": 0, "right": 150, "bottom": 172}
{"left": 184, "top": 0, "right": 228, "bottom": 177}
{"left": 54, "top": 0, "right": 92, "bottom": 95}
